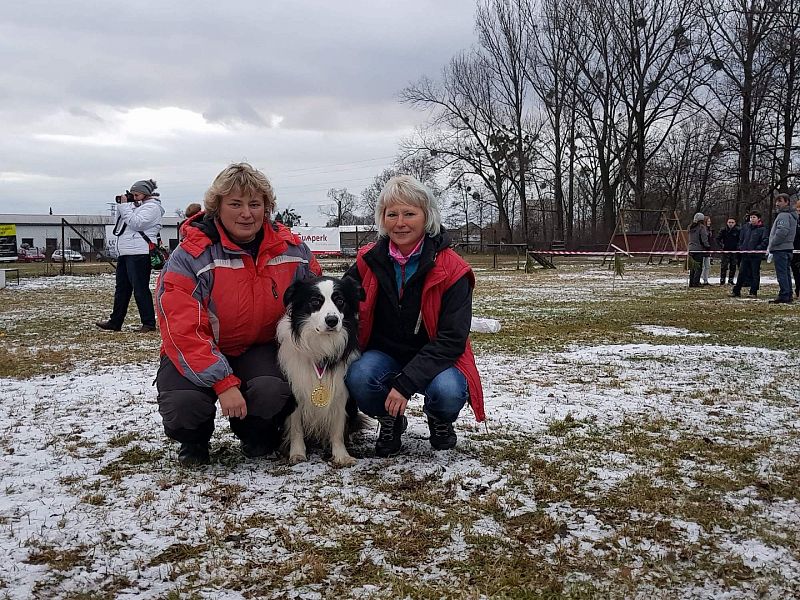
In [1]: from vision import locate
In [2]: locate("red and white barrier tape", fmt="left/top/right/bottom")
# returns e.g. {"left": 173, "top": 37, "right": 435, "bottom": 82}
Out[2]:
{"left": 528, "top": 250, "right": 799, "bottom": 256}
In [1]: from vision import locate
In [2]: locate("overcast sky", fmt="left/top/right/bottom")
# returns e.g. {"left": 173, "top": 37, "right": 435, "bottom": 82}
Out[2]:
{"left": 0, "top": 0, "right": 476, "bottom": 225}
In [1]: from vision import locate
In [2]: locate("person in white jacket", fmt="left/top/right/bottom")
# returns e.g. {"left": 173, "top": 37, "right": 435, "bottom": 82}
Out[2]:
{"left": 96, "top": 179, "right": 165, "bottom": 332}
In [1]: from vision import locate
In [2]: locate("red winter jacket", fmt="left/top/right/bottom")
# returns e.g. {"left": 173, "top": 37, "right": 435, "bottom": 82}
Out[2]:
{"left": 355, "top": 242, "right": 485, "bottom": 422}
{"left": 156, "top": 215, "right": 321, "bottom": 395}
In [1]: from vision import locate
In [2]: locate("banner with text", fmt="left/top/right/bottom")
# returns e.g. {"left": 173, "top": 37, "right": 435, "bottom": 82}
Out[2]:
{"left": 294, "top": 227, "right": 340, "bottom": 254}
{"left": 0, "top": 224, "right": 18, "bottom": 262}
{"left": 105, "top": 225, "right": 119, "bottom": 258}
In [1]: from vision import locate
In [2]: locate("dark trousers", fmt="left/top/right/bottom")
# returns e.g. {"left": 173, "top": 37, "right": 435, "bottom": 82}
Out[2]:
{"left": 791, "top": 255, "right": 800, "bottom": 297}
{"left": 733, "top": 255, "right": 761, "bottom": 295}
{"left": 719, "top": 254, "right": 738, "bottom": 283}
{"left": 156, "top": 343, "right": 293, "bottom": 445}
{"left": 108, "top": 254, "right": 155, "bottom": 328}
{"left": 773, "top": 250, "right": 792, "bottom": 301}
{"left": 688, "top": 252, "right": 704, "bottom": 287}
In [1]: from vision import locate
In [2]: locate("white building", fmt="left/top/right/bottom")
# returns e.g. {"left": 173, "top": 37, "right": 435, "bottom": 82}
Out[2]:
{"left": 0, "top": 213, "right": 181, "bottom": 258}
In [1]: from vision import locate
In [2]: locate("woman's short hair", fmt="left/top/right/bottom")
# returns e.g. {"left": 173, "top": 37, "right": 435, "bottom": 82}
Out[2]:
{"left": 203, "top": 162, "right": 276, "bottom": 218}
{"left": 184, "top": 202, "right": 202, "bottom": 218}
{"left": 375, "top": 175, "right": 441, "bottom": 237}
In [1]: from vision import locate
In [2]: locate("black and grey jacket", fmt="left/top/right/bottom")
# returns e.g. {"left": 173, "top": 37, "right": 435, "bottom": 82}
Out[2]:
{"left": 344, "top": 231, "right": 472, "bottom": 399}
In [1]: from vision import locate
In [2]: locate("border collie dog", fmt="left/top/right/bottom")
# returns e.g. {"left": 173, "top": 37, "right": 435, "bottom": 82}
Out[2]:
{"left": 276, "top": 276, "right": 363, "bottom": 466}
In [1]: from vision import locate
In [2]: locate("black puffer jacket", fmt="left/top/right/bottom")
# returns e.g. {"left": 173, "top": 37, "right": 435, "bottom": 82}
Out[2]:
{"left": 717, "top": 225, "right": 740, "bottom": 251}
{"left": 738, "top": 221, "right": 768, "bottom": 252}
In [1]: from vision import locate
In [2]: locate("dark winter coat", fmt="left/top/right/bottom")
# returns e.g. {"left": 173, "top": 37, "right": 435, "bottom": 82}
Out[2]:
{"left": 687, "top": 223, "right": 710, "bottom": 253}
{"left": 717, "top": 225, "right": 741, "bottom": 251}
{"left": 345, "top": 231, "right": 484, "bottom": 421}
{"left": 737, "top": 221, "right": 768, "bottom": 252}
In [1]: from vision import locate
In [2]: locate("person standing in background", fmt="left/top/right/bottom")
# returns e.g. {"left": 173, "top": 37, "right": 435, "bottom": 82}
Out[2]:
{"left": 179, "top": 202, "right": 202, "bottom": 241}
{"left": 717, "top": 217, "right": 740, "bottom": 285}
{"left": 730, "top": 211, "right": 767, "bottom": 298}
{"left": 96, "top": 179, "right": 164, "bottom": 333}
{"left": 701, "top": 215, "right": 714, "bottom": 285}
{"left": 687, "top": 213, "right": 709, "bottom": 288}
{"left": 766, "top": 193, "right": 798, "bottom": 304}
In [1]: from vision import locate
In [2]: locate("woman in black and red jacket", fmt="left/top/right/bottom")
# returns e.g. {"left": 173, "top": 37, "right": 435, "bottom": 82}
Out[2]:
{"left": 155, "top": 163, "right": 321, "bottom": 466}
{"left": 344, "top": 175, "right": 484, "bottom": 458}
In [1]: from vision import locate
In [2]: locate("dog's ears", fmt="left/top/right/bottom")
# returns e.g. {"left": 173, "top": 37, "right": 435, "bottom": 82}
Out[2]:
{"left": 283, "top": 281, "right": 297, "bottom": 307}
{"left": 341, "top": 275, "right": 365, "bottom": 303}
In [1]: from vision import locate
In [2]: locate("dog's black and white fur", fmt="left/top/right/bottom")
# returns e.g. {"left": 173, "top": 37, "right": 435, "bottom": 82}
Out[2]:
{"left": 276, "top": 276, "right": 363, "bottom": 466}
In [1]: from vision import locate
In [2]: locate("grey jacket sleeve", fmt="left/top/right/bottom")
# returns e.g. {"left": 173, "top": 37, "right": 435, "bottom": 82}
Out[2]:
{"left": 700, "top": 226, "right": 710, "bottom": 250}
{"left": 768, "top": 214, "right": 792, "bottom": 251}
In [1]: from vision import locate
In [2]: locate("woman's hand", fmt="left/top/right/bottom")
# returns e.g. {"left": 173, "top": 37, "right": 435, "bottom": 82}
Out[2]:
{"left": 219, "top": 387, "right": 248, "bottom": 419}
{"left": 385, "top": 388, "right": 408, "bottom": 417}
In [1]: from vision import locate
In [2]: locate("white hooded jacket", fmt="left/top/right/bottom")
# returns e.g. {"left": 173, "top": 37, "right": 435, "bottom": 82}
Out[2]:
{"left": 114, "top": 198, "right": 165, "bottom": 256}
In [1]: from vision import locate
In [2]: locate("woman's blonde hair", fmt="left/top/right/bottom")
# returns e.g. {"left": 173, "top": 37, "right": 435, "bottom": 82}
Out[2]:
{"left": 203, "top": 162, "right": 276, "bottom": 218}
{"left": 375, "top": 175, "right": 441, "bottom": 237}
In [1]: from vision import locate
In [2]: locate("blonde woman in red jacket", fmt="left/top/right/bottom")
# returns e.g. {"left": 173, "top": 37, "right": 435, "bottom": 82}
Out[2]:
{"left": 155, "top": 163, "right": 321, "bottom": 466}
{"left": 344, "top": 175, "right": 484, "bottom": 457}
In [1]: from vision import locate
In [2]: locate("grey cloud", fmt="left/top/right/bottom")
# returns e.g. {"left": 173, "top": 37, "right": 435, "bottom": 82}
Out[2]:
{"left": 0, "top": 0, "right": 475, "bottom": 217}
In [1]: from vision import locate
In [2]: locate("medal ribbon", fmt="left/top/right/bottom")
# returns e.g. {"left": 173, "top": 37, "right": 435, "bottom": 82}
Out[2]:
{"left": 314, "top": 363, "right": 327, "bottom": 381}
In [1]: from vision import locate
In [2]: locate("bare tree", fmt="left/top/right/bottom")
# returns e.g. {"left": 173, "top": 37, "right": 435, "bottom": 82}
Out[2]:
{"left": 525, "top": 0, "right": 583, "bottom": 245}
{"left": 605, "top": 0, "right": 705, "bottom": 225}
{"left": 475, "top": 0, "right": 537, "bottom": 245}
{"left": 569, "top": 0, "right": 632, "bottom": 238}
{"left": 401, "top": 52, "right": 518, "bottom": 242}
{"left": 695, "top": 0, "right": 782, "bottom": 215}
{"left": 320, "top": 188, "right": 357, "bottom": 226}
{"left": 360, "top": 154, "right": 440, "bottom": 219}
{"left": 769, "top": 0, "right": 800, "bottom": 191}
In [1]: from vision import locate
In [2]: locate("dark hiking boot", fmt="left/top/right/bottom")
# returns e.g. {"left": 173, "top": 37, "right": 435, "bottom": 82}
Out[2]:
{"left": 728, "top": 280, "right": 735, "bottom": 284}
{"left": 427, "top": 414, "right": 457, "bottom": 450}
{"left": 719, "top": 281, "right": 726, "bottom": 285}
{"left": 136, "top": 325, "right": 157, "bottom": 333}
{"left": 375, "top": 415, "right": 408, "bottom": 457}
{"left": 178, "top": 442, "right": 210, "bottom": 466}
{"left": 96, "top": 320, "right": 121, "bottom": 331}
{"left": 240, "top": 439, "right": 275, "bottom": 458}
{"left": 768, "top": 298, "right": 793, "bottom": 304}
{"left": 748, "top": 291, "right": 758, "bottom": 297}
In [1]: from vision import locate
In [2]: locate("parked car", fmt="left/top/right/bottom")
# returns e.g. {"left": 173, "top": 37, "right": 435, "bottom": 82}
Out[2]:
{"left": 51, "top": 249, "right": 85, "bottom": 262}
{"left": 17, "top": 247, "right": 46, "bottom": 262}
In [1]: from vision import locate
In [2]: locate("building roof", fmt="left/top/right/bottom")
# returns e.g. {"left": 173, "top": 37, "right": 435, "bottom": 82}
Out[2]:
{"left": 0, "top": 214, "right": 180, "bottom": 226}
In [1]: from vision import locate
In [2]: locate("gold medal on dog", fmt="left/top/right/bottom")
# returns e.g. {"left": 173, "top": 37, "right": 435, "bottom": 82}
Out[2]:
{"left": 311, "top": 363, "right": 330, "bottom": 408}
{"left": 311, "top": 383, "right": 331, "bottom": 407}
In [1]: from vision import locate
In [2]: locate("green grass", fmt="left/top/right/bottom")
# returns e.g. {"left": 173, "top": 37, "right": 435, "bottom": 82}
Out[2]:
{"left": 3, "top": 259, "right": 799, "bottom": 598}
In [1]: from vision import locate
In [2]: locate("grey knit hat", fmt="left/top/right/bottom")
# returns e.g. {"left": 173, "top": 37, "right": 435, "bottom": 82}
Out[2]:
{"left": 130, "top": 179, "right": 158, "bottom": 196}
{"left": 693, "top": 212, "right": 705, "bottom": 223}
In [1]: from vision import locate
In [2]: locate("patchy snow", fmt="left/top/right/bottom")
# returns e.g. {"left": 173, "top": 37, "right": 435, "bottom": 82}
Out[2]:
{"left": 633, "top": 325, "right": 710, "bottom": 338}
{"left": 1, "top": 270, "right": 799, "bottom": 597}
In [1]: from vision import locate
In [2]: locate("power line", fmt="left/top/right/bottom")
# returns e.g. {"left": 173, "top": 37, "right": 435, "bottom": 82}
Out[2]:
{"left": 279, "top": 163, "right": 393, "bottom": 179}
{"left": 281, "top": 155, "right": 396, "bottom": 174}
{"left": 278, "top": 176, "right": 378, "bottom": 191}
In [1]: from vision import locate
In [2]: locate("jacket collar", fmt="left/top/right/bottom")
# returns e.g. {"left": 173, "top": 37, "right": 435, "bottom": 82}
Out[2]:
{"left": 181, "top": 215, "right": 300, "bottom": 259}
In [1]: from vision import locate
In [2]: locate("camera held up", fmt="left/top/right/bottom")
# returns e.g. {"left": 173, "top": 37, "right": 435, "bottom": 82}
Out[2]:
{"left": 115, "top": 191, "right": 135, "bottom": 204}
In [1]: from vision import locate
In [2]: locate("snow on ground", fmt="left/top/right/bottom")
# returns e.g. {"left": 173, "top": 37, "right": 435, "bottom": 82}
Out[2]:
{"left": 1, "top": 268, "right": 799, "bottom": 598}
{"left": 633, "top": 325, "right": 710, "bottom": 337}
{"left": 0, "top": 340, "right": 797, "bottom": 597}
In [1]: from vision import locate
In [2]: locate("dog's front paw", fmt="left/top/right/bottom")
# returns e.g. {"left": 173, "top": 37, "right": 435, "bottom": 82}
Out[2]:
{"left": 331, "top": 453, "right": 356, "bottom": 468}
{"left": 289, "top": 453, "right": 307, "bottom": 465}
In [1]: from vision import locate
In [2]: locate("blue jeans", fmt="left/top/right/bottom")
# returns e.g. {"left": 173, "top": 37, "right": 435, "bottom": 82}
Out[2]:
{"left": 345, "top": 350, "right": 467, "bottom": 423}
{"left": 773, "top": 250, "right": 792, "bottom": 300}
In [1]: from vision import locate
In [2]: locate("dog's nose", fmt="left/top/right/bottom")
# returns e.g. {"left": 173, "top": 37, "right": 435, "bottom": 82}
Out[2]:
{"left": 325, "top": 315, "right": 339, "bottom": 328}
